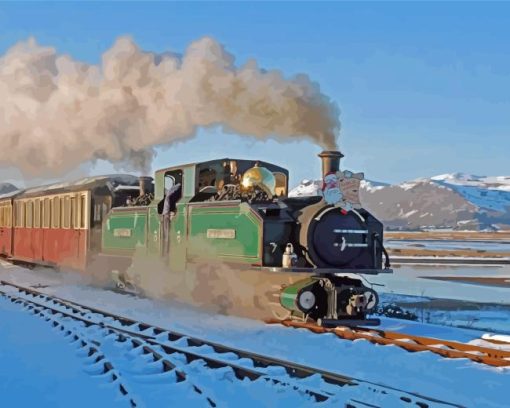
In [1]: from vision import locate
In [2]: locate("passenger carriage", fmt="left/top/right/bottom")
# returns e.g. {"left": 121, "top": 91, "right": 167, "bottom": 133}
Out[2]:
{"left": 5, "top": 175, "right": 139, "bottom": 270}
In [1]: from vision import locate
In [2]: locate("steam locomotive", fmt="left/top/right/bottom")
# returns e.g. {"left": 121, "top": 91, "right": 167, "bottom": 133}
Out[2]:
{"left": 0, "top": 150, "right": 391, "bottom": 327}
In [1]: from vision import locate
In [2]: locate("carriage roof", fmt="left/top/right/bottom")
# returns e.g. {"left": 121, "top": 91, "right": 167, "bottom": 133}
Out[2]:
{"left": 10, "top": 175, "right": 140, "bottom": 199}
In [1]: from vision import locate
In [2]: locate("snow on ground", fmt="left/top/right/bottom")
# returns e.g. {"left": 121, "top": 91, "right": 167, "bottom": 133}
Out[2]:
{"left": 0, "top": 271, "right": 432, "bottom": 408}
{"left": 1, "top": 262, "right": 509, "bottom": 407}
{"left": 0, "top": 288, "right": 324, "bottom": 408}
{"left": 0, "top": 295, "right": 127, "bottom": 408}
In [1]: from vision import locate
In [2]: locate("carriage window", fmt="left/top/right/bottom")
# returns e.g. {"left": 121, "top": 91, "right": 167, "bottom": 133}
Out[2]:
{"left": 80, "top": 194, "right": 87, "bottom": 229}
{"left": 19, "top": 202, "right": 25, "bottom": 228}
{"left": 76, "top": 195, "right": 81, "bottom": 228}
{"left": 60, "top": 197, "right": 65, "bottom": 227}
{"left": 34, "top": 200, "right": 41, "bottom": 228}
{"left": 70, "top": 197, "right": 76, "bottom": 228}
{"left": 22, "top": 202, "right": 26, "bottom": 227}
{"left": 52, "top": 197, "right": 60, "bottom": 228}
{"left": 26, "top": 201, "right": 33, "bottom": 228}
{"left": 0, "top": 206, "right": 4, "bottom": 227}
{"left": 63, "top": 197, "right": 71, "bottom": 228}
{"left": 43, "top": 198, "right": 51, "bottom": 228}
{"left": 14, "top": 203, "right": 18, "bottom": 227}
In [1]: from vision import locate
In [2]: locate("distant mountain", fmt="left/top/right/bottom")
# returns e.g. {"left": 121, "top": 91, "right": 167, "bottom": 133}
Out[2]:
{"left": 289, "top": 173, "right": 510, "bottom": 231}
{"left": 0, "top": 183, "right": 18, "bottom": 196}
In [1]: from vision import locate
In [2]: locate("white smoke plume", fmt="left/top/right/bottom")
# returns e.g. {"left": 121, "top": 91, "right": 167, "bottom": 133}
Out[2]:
{"left": 0, "top": 36, "right": 340, "bottom": 177}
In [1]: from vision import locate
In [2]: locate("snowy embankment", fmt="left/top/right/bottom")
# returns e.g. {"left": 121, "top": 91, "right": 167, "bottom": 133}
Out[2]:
{"left": 1, "top": 261, "right": 509, "bottom": 407}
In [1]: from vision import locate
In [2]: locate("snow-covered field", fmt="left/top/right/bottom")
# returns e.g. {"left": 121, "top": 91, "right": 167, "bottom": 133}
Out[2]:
{"left": 1, "top": 261, "right": 509, "bottom": 407}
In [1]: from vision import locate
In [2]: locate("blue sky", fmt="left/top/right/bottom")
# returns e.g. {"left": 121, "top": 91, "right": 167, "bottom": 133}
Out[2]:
{"left": 1, "top": 2, "right": 509, "bottom": 186}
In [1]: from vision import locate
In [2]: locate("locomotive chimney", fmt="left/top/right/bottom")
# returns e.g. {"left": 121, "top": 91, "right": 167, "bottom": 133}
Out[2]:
{"left": 318, "top": 150, "right": 344, "bottom": 177}
{"left": 139, "top": 176, "right": 153, "bottom": 196}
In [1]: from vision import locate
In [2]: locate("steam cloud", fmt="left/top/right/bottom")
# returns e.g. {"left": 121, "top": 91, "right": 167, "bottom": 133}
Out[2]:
{"left": 0, "top": 36, "right": 340, "bottom": 177}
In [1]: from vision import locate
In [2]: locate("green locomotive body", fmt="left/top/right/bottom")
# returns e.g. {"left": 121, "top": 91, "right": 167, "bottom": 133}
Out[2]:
{"left": 101, "top": 152, "right": 391, "bottom": 327}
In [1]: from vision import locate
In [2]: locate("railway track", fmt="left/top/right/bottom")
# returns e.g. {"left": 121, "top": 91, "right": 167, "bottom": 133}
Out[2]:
{"left": 0, "top": 280, "right": 463, "bottom": 408}
{"left": 269, "top": 319, "right": 510, "bottom": 368}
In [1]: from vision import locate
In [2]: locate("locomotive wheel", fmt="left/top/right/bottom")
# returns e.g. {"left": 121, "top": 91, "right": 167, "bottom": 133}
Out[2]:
{"left": 363, "top": 288, "right": 379, "bottom": 313}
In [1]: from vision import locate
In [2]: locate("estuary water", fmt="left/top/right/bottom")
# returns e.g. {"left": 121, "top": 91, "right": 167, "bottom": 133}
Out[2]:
{"left": 385, "top": 239, "right": 510, "bottom": 252}
{"left": 366, "top": 264, "right": 510, "bottom": 304}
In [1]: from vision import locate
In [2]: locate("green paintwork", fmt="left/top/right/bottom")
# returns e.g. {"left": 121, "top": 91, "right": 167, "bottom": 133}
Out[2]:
{"left": 102, "top": 207, "right": 150, "bottom": 254}
{"left": 147, "top": 206, "right": 162, "bottom": 255}
{"left": 185, "top": 202, "right": 262, "bottom": 264}
{"left": 103, "top": 158, "right": 289, "bottom": 270}
{"left": 102, "top": 199, "right": 264, "bottom": 270}
{"left": 154, "top": 170, "right": 165, "bottom": 201}
{"left": 168, "top": 202, "right": 188, "bottom": 271}
{"left": 280, "top": 277, "right": 316, "bottom": 311}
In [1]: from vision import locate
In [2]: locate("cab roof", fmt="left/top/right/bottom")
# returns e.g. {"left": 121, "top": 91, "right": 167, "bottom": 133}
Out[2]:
{"left": 155, "top": 158, "right": 288, "bottom": 176}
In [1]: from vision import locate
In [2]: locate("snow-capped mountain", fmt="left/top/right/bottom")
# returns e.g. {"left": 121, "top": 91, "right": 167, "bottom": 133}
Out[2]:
{"left": 430, "top": 173, "right": 510, "bottom": 213}
{"left": 289, "top": 173, "right": 510, "bottom": 231}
